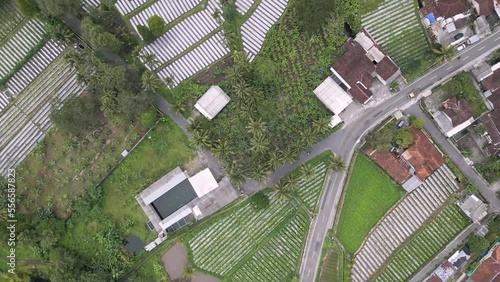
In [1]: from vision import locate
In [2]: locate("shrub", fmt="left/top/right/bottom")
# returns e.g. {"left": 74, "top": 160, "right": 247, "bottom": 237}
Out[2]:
{"left": 251, "top": 191, "right": 270, "bottom": 210}
{"left": 16, "top": 0, "right": 40, "bottom": 17}
{"left": 393, "top": 128, "right": 414, "bottom": 149}
{"left": 50, "top": 95, "right": 101, "bottom": 136}
{"left": 467, "top": 235, "right": 489, "bottom": 256}
{"left": 147, "top": 15, "right": 166, "bottom": 37}
{"left": 137, "top": 25, "right": 155, "bottom": 44}
{"left": 409, "top": 116, "right": 424, "bottom": 129}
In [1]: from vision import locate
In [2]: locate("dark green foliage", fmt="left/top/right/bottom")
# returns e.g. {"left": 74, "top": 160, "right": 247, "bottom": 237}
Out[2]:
{"left": 16, "top": 0, "right": 40, "bottom": 17}
{"left": 45, "top": 20, "right": 74, "bottom": 44}
{"left": 50, "top": 95, "right": 101, "bottom": 136}
{"left": 293, "top": 0, "right": 335, "bottom": 33}
{"left": 137, "top": 24, "right": 155, "bottom": 44}
{"left": 477, "top": 157, "right": 500, "bottom": 182}
{"left": 467, "top": 235, "right": 490, "bottom": 256}
{"left": 251, "top": 191, "right": 270, "bottom": 210}
{"left": 366, "top": 122, "right": 396, "bottom": 152}
{"left": 82, "top": 17, "right": 122, "bottom": 53}
{"left": 35, "top": 0, "right": 81, "bottom": 17}
{"left": 393, "top": 128, "right": 414, "bottom": 149}
{"left": 147, "top": 15, "right": 165, "bottom": 37}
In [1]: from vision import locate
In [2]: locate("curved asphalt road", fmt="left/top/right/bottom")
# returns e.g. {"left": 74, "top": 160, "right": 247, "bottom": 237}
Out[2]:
{"left": 299, "top": 30, "right": 500, "bottom": 282}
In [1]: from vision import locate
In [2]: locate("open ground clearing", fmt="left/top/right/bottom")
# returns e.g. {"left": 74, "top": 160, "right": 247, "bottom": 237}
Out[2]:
{"left": 374, "top": 204, "right": 469, "bottom": 281}
{"left": 336, "top": 153, "right": 405, "bottom": 254}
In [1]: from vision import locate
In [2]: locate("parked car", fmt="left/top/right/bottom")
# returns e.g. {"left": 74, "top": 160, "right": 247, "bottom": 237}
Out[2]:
{"left": 454, "top": 33, "right": 464, "bottom": 40}
{"left": 457, "top": 44, "right": 466, "bottom": 51}
{"left": 396, "top": 120, "right": 405, "bottom": 129}
{"left": 408, "top": 92, "right": 416, "bottom": 98}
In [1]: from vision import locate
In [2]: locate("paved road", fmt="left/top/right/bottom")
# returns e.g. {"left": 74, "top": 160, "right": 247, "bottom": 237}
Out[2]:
{"left": 300, "top": 30, "right": 500, "bottom": 282}
{"left": 406, "top": 104, "right": 500, "bottom": 211}
{"left": 409, "top": 223, "right": 479, "bottom": 282}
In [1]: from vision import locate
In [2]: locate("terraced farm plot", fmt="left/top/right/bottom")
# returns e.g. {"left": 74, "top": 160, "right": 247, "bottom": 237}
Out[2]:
{"left": 229, "top": 210, "right": 309, "bottom": 281}
{"left": 375, "top": 204, "right": 469, "bottom": 282}
{"left": 361, "top": 0, "right": 430, "bottom": 69}
{"left": 295, "top": 157, "right": 330, "bottom": 212}
{"left": 187, "top": 192, "right": 297, "bottom": 276}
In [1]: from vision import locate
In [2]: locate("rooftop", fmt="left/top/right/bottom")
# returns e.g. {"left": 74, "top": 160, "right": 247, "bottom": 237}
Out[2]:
{"left": 313, "top": 77, "right": 353, "bottom": 115}
{"left": 420, "top": 0, "right": 471, "bottom": 19}
{"left": 482, "top": 68, "right": 500, "bottom": 97}
{"left": 401, "top": 127, "right": 444, "bottom": 180}
{"left": 459, "top": 194, "right": 488, "bottom": 222}
{"left": 195, "top": 85, "right": 231, "bottom": 120}
{"left": 443, "top": 97, "right": 473, "bottom": 127}
{"left": 481, "top": 112, "right": 500, "bottom": 156}
{"left": 470, "top": 0, "right": 495, "bottom": 16}
{"left": 366, "top": 149, "right": 411, "bottom": 184}
{"left": 470, "top": 244, "right": 500, "bottom": 282}
{"left": 376, "top": 57, "right": 399, "bottom": 81}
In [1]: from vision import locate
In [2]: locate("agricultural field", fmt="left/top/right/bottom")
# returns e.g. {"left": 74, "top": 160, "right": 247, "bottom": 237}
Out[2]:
{"left": 336, "top": 153, "right": 405, "bottom": 254}
{"left": 316, "top": 234, "right": 346, "bottom": 282}
{"left": 374, "top": 204, "right": 470, "bottom": 281}
{"left": 361, "top": 0, "right": 432, "bottom": 77}
{"left": 294, "top": 152, "right": 331, "bottom": 212}
{"left": 186, "top": 152, "right": 331, "bottom": 279}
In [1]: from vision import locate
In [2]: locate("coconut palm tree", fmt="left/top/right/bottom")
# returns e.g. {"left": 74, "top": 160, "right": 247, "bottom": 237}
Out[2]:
{"left": 432, "top": 45, "right": 456, "bottom": 64}
{"left": 267, "top": 151, "right": 284, "bottom": 169}
{"left": 246, "top": 117, "right": 267, "bottom": 136}
{"left": 163, "top": 74, "right": 175, "bottom": 89}
{"left": 272, "top": 175, "right": 296, "bottom": 201}
{"left": 250, "top": 133, "right": 269, "bottom": 154}
{"left": 190, "top": 129, "right": 212, "bottom": 148}
{"left": 313, "top": 116, "right": 331, "bottom": 134}
{"left": 171, "top": 101, "right": 186, "bottom": 115}
{"left": 140, "top": 52, "right": 159, "bottom": 70}
{"left": 141, "top": 71, "right": 162, "bottom": 92}
{"left": 232, "top": 81, "right": 252, "bottom": 100}
{"left": 213, "top": 139, "right": 234, "bottom": 158}
{"left": 329, "top": 154, "right": 346, "bottom": 172}
{"left": 225, "top": 65, "right": 244, "bottom": 85}
{"left": 251, "top": 164, "right": 269, "bottom": 183}
{"left": 300, "top": 128, "right": 318, "bottom": 149}
{"left": 283, "top": 146, "right": 298, "bottom": 164}
{"left": 212, "top": 8, "right": 223, "bottom": 25}
{"left": 300, "top": 164, "right": 315, "bottom": 180}
{"left": 188, "top": 116, "right": 205, "bottom": 132}
{"left": 47, "top": 23, "right": 74, "bottom": 45}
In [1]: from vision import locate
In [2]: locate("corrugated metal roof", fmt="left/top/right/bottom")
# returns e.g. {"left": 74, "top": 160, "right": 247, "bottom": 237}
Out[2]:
{"left": 195, "top": 85, "right": 231, "bottom": 120}
{"left": 314, "top": 77, "right": 353, "bottom": 115}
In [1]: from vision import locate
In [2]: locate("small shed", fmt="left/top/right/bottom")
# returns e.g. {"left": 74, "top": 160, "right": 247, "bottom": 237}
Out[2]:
{"left": 459, "top": 194, "right": 488, "bottom": 222}
{"left": 195, "top": 86, "right": 231, "bottom": 120}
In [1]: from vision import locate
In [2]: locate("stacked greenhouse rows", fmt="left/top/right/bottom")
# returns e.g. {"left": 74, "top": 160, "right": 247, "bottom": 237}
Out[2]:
{"left": 361, "top": 0, "right": 429, "bottom": 67}
{"left": 241, "top": 0, "right": 288, "bottom": 61}
{"left": 229, "top": 211, "right": 309, "bottom": 281}
{"left": 83, "top": 0, "right": 101, "bottom": 13}
{"left": 140, "top": 0, "right": 222, "bottom": 71}
{"left": 0, "top": 19, "right": 46, "bottom": 79}
{"left": 157, "top": 32, "right": 230, "bottom": 86}
{"left": 351, "top": 165, "right": 460, "bottom": 282}
{"left": 0, "top": 40, "right": 65, "bottom": 104}
{"left": 375, "top": 205, "right": 469, "bottom": 282}
{"left": 295, "top": 161, "right": 328, "bottom": 212}
{"left": 0, "top": 58, "right": 84, "bottom": 176}
{"left": 0, "top": 1, "right": 24, "bottom": 41}
{"left": 235, "top": 0, "right": 254, "bottom": 14}
{"left": 130, "top": 0, "right": 200, "bottom": 35}
{"left": 114, "top": 0, "right": 148, "bottom": 15}
{"left": 188, "top": 192, "right": 295, "bottom": 276}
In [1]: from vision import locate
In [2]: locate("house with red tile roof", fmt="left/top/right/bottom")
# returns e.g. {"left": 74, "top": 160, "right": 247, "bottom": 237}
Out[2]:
{"left": 331, "top": 30, "right": 400, "bottom": 105}
{"left": 401, "top": 127, "right": 445, "bottom": 180}
{"left": 420, "top": 0, "right": 471, "bottom": 19}
{"left": 366, "top": 127, "right": 443, "bottom": 192}
{"left": 478, "top": 64, "right": 500, "bottom": 156}
{"left": 469, "top": 243, "right": 500, "bottom": 282}
{"left": 433, "top": 97, "right": 474, "bottom": 137}
{"left": 470, "top": 0, "right": 496, "bottom": 16}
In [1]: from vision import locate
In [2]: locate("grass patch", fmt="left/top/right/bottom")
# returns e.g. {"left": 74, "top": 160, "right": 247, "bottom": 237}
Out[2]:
{"left": 316, "top": 233, "right": 345, "bottom": 282}
{"left": 438, "top": 72, "right": 487, "bottom": 118}
{"left": 336, "top": 153, "right": 405, "bottom": 254}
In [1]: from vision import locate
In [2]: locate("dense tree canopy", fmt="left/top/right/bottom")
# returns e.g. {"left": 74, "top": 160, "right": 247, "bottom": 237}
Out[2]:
{"left": 409, "top": 116, "right": 425, "bottom": 129}
{"left": 137, "top": 25, "right": 155, "bottom": 44}
{"left": 394, "top": 128, "right": 414, "bottom": 149}
{"left": 50, "top": 95, "right": 101, "bottom": 136}
{"left": 82, "top": 17, "right": 122, "bottom": 53}
{"left": 16, "top": 0, "right": 40, "bottom": 17}
{"left": 293, "top": 0, "right": 334, "bottom": 33}
{"left": 35, "top": 0, "right": 81, "bottom": 17}
{"left": 467, "top": 235, "right": 490, "bottom": 256}
{"left": 147, "top": 15, "right": 166, "bottom": 37}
